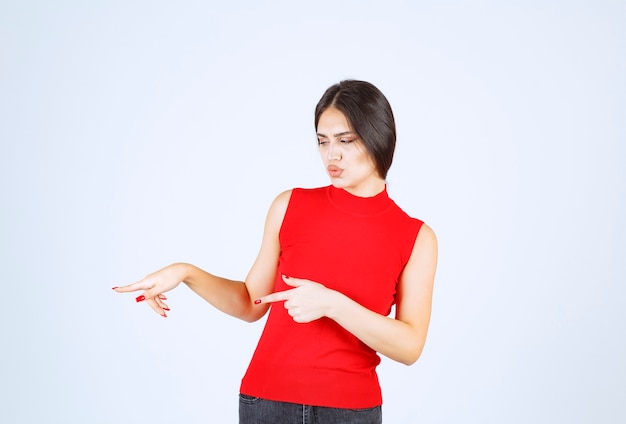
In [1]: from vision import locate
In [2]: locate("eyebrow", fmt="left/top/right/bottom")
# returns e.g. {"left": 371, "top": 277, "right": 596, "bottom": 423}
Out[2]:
{"left": 316, "top": 131, "right": 357, "bottom": 138}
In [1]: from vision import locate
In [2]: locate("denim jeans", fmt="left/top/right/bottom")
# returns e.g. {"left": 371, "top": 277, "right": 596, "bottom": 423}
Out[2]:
{"left": 239, "top": 394, "right": 382, "bottom": 424}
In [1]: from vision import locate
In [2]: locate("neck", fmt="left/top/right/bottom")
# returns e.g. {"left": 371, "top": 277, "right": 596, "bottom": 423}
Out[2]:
{"left": 327, "top": 182, "right": 392, "bottom": 216}
{"left": 339, "top": 178, "right": 386, "bottom": 198}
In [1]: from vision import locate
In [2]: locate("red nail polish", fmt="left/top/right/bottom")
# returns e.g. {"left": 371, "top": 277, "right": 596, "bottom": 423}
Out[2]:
{"left": 163, "top": 307, "right": 170, "bottom": 311}
{"left": 161, "top": 312, "right": 167, "bottom": 318}
{"left": 254, "top": 299, "right": 262, "bottom": 305}
{"left": 112, "top": 287, "right": 119, "bottom": 290}
{"left": 135, "top": 295, "right": 146, "bottom": 302}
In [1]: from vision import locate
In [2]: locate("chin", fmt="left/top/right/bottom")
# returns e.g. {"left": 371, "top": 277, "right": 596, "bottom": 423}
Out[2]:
{"left": 329, "top": 180, "right": 349, "bottom": 189}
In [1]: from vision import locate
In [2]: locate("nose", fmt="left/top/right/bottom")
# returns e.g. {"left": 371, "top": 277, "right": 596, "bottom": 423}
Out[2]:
{"left": 327, "top": 142, "right": 342, "bottom": 161}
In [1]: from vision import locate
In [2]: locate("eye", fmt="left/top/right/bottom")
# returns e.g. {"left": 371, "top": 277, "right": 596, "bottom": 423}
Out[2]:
{"left": 340, "top": 138, "right": 356, "bottom": 144}
{"left": 317, "top": 139, "right": 329, "bottom": 145}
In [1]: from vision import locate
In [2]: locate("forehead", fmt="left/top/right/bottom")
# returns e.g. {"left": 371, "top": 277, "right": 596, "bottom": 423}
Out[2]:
{"left": 316, "top": 107, "right": 354, "bottom": 134}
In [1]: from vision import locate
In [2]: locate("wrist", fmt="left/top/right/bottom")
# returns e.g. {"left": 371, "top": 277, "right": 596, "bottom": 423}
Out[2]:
{"left": 325, "top": 289, "right": 348, "bottom": 320}
{"left": 171, "top": 262, "right": 193, "bottom": 284}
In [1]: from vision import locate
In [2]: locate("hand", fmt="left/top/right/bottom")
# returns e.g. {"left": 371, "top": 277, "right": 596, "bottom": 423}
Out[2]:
{"left": 256, "top": 275, "right": 337, "bottom": 323}
{"left": 113, "top": 263, "right": 187, "bottom": 317}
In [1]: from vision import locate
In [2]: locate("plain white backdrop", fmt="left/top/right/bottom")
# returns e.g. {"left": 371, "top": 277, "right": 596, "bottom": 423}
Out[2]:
{"left": 1, "top": 1, "right": 624, "bottom": 422}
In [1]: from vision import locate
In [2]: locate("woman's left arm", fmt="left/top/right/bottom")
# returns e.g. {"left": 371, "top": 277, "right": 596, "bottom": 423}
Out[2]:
{"left": 258, "top": 224, "right": 438, "bottom": 365}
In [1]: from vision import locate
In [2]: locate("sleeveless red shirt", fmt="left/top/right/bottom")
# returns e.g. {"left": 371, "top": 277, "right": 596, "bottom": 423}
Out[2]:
{"left": 240, "top": 185, "right": 423, "bottom": 408}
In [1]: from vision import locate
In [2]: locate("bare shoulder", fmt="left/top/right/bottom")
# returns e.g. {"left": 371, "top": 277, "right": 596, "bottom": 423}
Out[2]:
{"left": 273, "top": 189, "right": 293, "bottom": 207}
{"left": 415, "top": 223, "right": 437, "bottom": 251}
{"left": 264, "top": 189, "right": 293, "bottom": 231}
{"left": 406, "top": 223, "right": 438, "bottom": 270}
{"left": 269, "top": 189, "right": 293, "bottom": 216}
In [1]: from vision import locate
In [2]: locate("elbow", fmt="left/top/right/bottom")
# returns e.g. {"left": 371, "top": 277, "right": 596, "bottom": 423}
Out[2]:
{"left": 401, "top": 353, "right": 421, "bottom": 366}
{"left": 398, "top": 342, "right": 425, "bottom": 366}
{"left": 398, "top": 329, "right": 429, "bottom": 365}
{"left": 238, "top": 304, "right": 270, "bottom": 323}
{"left": 399, "top": 354, "right": 420, "bottom": 366}
{"left": 240, "top": 314, "right": 263, "bottom": 323}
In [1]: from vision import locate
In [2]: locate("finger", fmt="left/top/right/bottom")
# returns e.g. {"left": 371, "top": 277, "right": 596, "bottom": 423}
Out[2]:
{"left": 135, "top": 289, "right": 161, "bottom": 304}
{"left": 145, "top": 297, "right": 167, "bottom": 318}
{"left": 139, "top": 285, "right": 166, "bottom": 302}
{"left": 155, "top": 296, "right": 170, "bottom": 311}
{"left": 255, "top": 290, "right": 291, "bottom": 305}
{"left": 287, "top": 308, "right": 311, "bottom": 324}
{"left": 282, "top": 275, "right": 306, "bottom": 288}
{"left": 112, "top": 279, "right": 152, "bottom": 293}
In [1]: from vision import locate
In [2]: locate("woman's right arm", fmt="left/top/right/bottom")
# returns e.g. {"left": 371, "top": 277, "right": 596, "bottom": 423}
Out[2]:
{"left": 113, "top": 190, "right": 291, "bottom": 322}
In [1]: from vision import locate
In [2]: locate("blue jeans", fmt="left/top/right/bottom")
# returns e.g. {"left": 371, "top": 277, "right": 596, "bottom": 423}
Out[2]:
{"left": 239, "top": 394, "right": 382, "bottom": 424}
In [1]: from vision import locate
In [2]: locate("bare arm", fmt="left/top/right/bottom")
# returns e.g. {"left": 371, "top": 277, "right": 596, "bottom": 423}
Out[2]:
{"left": 327, "top": 224, "right": 437, "bottom": 364}
{"left": 259, "top": 224, "right": 438, "bottom": 365}
{"left": 114, "top": 190, "right": 291, "bottom": 322}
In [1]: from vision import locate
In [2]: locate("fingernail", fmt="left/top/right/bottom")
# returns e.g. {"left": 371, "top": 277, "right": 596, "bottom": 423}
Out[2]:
{"left": 254, "top": 299, "right": 262, "bottom": 305}
{"left": 163, "top": 307, "right": 170, "bottom": 311}
{"left": 135, "top": 295, "right": 146, "bottom": 302}
{"left": 112, "top": 287, "right": 119, "bottom": 290}
{"left": 161, "top": 312, "right": 167, "bottom": 318}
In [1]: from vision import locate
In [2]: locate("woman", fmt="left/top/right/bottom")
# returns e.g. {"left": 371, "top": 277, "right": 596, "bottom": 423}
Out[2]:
{"left": 114, "top": 80, "right": 438, "bottom": 423}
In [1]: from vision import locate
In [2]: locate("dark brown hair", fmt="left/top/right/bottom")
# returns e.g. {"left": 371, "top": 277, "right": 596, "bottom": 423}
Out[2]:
{"left": 314, "top": 80, "right": 396, "bottom": 179}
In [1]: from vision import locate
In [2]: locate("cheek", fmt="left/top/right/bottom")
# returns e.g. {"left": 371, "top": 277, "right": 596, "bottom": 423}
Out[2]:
{"left": 355, "top": 149, "right": 377, "bottom": 171}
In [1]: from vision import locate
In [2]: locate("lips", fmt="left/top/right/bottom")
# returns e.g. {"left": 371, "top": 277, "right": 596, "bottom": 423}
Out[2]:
{"left": 327, "top": 165, "right": 343, "bottom": 177}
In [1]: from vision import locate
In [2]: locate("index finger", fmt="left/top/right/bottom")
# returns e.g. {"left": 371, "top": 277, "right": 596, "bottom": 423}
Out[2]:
{"left": 111, "top": 280, "right": 150, "bottom": 293}
{"left": 255, "top": 290, "right": 291, "bottom": 305}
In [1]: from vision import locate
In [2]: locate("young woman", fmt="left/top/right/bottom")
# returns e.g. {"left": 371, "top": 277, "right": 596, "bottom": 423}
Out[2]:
{"left": 114, "top": 80, "right": 438, "bottom": 424}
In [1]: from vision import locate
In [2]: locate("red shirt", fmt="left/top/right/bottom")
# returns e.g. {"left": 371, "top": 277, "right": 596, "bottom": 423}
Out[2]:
{"left": 240, "top": 185, "right": 423, "bottom": 408}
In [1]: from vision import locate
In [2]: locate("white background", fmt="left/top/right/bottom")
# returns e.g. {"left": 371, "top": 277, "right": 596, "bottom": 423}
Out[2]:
{"left": 1, "top": 1, "right": 624, "bottom": 422}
